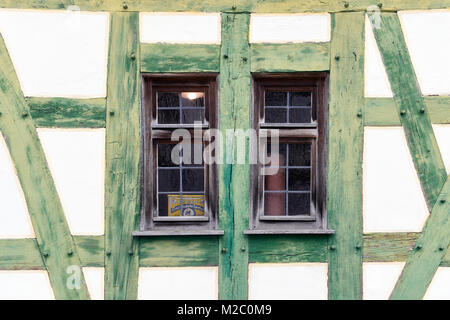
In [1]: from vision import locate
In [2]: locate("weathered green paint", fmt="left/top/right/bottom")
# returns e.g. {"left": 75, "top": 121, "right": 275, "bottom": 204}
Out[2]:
{"left": 141, "top": 44, "right": 220, "bottom": 73}
{"left": 369, "top": 13, "right": 447, "bottom": 209}
{"left": 327, "top": 12, "right": 365, "bottom": 300}
{"left": 0, "top": 34, "right": 90, "bottom": 300}
{"left": 365, "top": 97, "right": 450, "bottom": 126}
{"left": 249, "top": 236, "right": 328, "bottom": 263}
{"left": 75, "top": 236, "right": 105, "bottom": 267}
{"left": 2, "top": 0, "right": 450, "bottom": 13}
{"left": 218, "top": 13, "right": 251, "bottom": 300}
{"left": 390, "top": 176, "right": 450, "bottom": 299}
{"left": 139, "top": 237, "right": 219, "bottom": 267}
{"left": 250, "top": 43, "right": 330, "bottom": 72}
{"left": 104, "top": 12, "right": 141, "bottom": 300}
{"left": 26, "top": 97, "right": 106, "bottom": 128}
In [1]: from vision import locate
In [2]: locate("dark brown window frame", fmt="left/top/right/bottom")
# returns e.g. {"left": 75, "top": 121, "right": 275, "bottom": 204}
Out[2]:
{"left": 246, "top": 73, "right": 334, "bottom": 235}
{"left": 135, "top": 73, "right": 223, "bottom": 236}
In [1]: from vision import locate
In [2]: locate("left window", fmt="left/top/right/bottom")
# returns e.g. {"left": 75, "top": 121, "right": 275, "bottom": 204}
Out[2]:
{"left": 136, "top": 74, "right": 223, "bottom": 236}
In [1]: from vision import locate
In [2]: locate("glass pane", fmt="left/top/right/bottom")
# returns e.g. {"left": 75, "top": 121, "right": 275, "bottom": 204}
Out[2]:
{"left": 158, "top": 168, "right": 180, "bottom": 192}
{"left": 158, "top": 193, "right": 169, "bottom": 216}
{"left": 158, "top": 144, "right": 178, "bottom": 167}
{"left": 290, "top": 92, "right": 311, "bottom": 106}
{"left": 288, "top": 168, "right": 310, "bottom": 191}
{"left": 266, "top": 143, "right": 287, "bottom": 167}
{"left": 182, "top": 168, "right": 204, "bottom": 192}
{"left": 265, "top": 91, "right": 287, "bottom": 106}
{"left": 181, "top": 92, "right": 204, "bottom": 107}
{"left": 288, "top": 193, "right": 310, "bottom": 215}
{"left": 288, "top": 143, "right": 311, "bottom": 166}
{"left": 167, "top": 194, "right": 205, "bottom": 217}
{"left": 264, "top": 192, "right": 286, "bottom": 216}
{"left": 264, "top": 168, "right": 286, "bottom": 191}
{"left": 184, "top": 143, "right": 204, "bottom": 167}
{"left": 158, "top": 109, "right": 179, "bottom": 124}
{"left": 182, "top": 109, "right": 204, "bottom": 124}
{"left": 289, "top": 108, "right": 311, "bottom": 123}
{"left": 158, "top": 92, "right": 179, "bottom": 108}
{"left": 265, "top": 108, "right": 287, "bottom": 123}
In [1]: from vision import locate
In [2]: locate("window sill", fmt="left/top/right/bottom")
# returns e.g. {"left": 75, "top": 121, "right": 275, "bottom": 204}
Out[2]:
{"left": 133, "top": 230, "right": 224, "bottom": 237}
{"left": 243, "top": 229, "right": 334, "bottom": 235}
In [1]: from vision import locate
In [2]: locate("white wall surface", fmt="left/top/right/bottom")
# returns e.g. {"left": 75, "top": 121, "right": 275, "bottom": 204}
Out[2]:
{"left": 138, "top": 267, "right": 218, "bottom": 300}
{"left": 140, "top": 13, "right": 221, "bottom": 44}
{"left": 433, "top": 124, "right": 450, "bottom": 174}
{"left": 250, "top": 14, "right": 330, "bottom": 43}
{"left": 83, "top": 267, "right": 104, "bottom": 300}
{"left": 38, "top": 129, "right": 105, "bottom": 235}
{"left": 398, "top": 10, "right": 450, "bottom": 96}
{"left": 364, "top": 15, "right": 393, "bottom": 97}
{"left": 424, "top": 267, "right": 450, "bottom": 300}
{"left": 363, "top": 127, "right": 429, "bottom": 232}
{"left": 0, "top": 133, "right": 34, "bottom": 239}
{"left": 0, "top": 9, "right": 109, "bottom": 98}
{"left": 248, "top": 263, "right": 328, "bottom": 300}
{"left": 0, "top": 271, "right": 54, "bottom": 300}
{"left": 363, "top": 262, "right": 405, "bottom": 300}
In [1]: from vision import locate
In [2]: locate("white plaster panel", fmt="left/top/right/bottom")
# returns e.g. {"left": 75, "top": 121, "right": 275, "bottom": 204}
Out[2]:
{"left": 0, "top": 271, "right": 54, "bottom": 300}
{"left": 424, "top": 267, "right": 450, "bottom": 300}
{"left": 0, "top": 133, "right": 34, "bottom": 238}
{"left": 398, "top": 10, "right": 450, "bottom": 95}
{"left": 38, "top": 129, "right": 105, "bottom": 235}
{"left": 138, "top": 267, "right": 218, "bottom": 300}
{"left": 363, "top": 127, "right": 429, "bottom": 232}
{"left": 140, "top": 13, "right": 221, "bottom": 44}
{"left": 433, "top": 124, "right": 450, "bottom": 174}
{"left": 250, "top": 14, "right": 330, "bottom": 43}
{"left": 0, "top": 9, "right": 109, "bottom": 98}
{"left": 364, "top": 15, "right": 393, "bottom": 97}
{"left": 248, "top": 263, "right": 328, "bottom": 300}
{"left": 363, "top": 262, "right": 405, "bottom": 300}
{"left": 83, "top": 267, "right": 104, "bottom": 300}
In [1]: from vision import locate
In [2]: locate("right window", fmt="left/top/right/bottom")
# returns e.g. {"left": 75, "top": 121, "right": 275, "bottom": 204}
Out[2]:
{"left": 247, "top": 73, "right": 332, "bottom": 234}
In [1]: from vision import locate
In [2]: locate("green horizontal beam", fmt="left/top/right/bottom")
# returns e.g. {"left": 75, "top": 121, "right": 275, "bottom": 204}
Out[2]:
{"left": 27, "top": 97, "right": 106, "bottom": 128}
{"left": 2, "top": 0, "right": 450, "bottom": 13}
{"left": 250, "top": 43, "right": 330, "bottom": 73}
{"left": 365, "top": 97, "right": 450, "bottom": 126}
{"left": 141, "top": 44, "right": 220, "bottom": 73}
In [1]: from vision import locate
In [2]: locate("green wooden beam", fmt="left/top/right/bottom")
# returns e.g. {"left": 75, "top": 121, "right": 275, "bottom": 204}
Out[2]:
{"left": 327, "top": 12, "right": 365, "bottom": 300}
{"left": 249, "top": 235, "right": 328, "bottom": 263}
{"left": 0, "top": 35, "right": 90, "bottom": 299}
{"left": 365, "top": 97, "right": 450, "bottom": 126}
{"left": 26, "top": 97, "right": 106, "bottom": 128}
{"left": 250, "top": 43, "right": 330, "bottom": 73}
{"left": 218, "top": 13, "right": 251, "bottom": 300}
{"left": 139, "top": 237, "right": 219, "bottom": 267}
{"left": 141, "top": 44, "right": 220, "bottom": 73}
{"left": 2, "top": 0, "right": 450, "bottom": 13}
{"left": 104, "top": 12, "right": 141, "bottom": 300}
{"left": 369, "top": 13, "right": 447, "bottom": 209}
{"left": 0, "top": 239, "right": 44, "bottom": 270}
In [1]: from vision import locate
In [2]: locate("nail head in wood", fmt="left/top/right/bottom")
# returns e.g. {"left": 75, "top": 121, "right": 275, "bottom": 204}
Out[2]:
{"left": 109, "top": 110, "right": 115, "bottom": 116}
{"left": 22, "top": 111, "right": 28, "bottom": 118}
{"left": 330, "top": 245, "right": 336, "bottom": 251}
{"left": 400, "top": 109, "right": 406, "bottom": 115}
{"left": 130, "top": 53, "right": 136, "bottom": 60}
{"left": 106, "top": 250, "right": 111, "bottom": 256}
{"left": 420, "top": 107, "right": 425, "bottom": 113}
{"left": 42, "top": 251, "right": 49, "bottom": 257}
{"left": 122, "top": 2, "right": 128, "bottom": 9}
{"left": 67, "top": 249, "right": 73, "bottom": 256}
{"left": 221, "top": 248, "right": 227, "bottom": 253}
{"left": 440, "top": 199, "right": 446, "bottom": 203}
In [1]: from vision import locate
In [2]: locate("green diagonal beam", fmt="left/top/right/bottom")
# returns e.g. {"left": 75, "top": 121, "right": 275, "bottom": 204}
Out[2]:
{"left": 0, "top": 34, "right": 90, "bottom": 299}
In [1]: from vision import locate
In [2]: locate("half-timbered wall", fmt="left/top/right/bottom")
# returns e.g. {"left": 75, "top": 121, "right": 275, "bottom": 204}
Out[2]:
{"left": 0, "top": 2, "right": 449, "bottom": 300}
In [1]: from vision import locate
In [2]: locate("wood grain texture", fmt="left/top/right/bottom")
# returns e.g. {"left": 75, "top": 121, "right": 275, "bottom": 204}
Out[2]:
{"left": 26, "top": 97, "right": 106, "bottom": 128}
{"left": 139, "top": 237, "right": 219, "bottom": 267}
{"left": 0, "top": 239, "right": 44, "bottom": 270}
{"left": 218, "top": 13, "right": 251, "bottom": 300}
{"left": 390, "top": 177, "right": 450, "bottom": 299}
{"left": 327, "top": 12, "right": 365, "bottom": 300}
{"left": 2, "top": 0, "right": 450, "bottom": 12}
{"left": 249, "top": 235, "right": 328, "bottom": 263}
{"left": 0, "top": 34, "right": 90, "bottom": 300}
{"left": 104, "top": 13, "right": 141, "bottom": 300}
{"left": 141, "top": 44, "right": 220, "bottom": 73}
{"left": 250, "top": 43, "right": 330, "bottom": 72}
{"left": 369, "top": 13, "right": 447, "bottom": 209}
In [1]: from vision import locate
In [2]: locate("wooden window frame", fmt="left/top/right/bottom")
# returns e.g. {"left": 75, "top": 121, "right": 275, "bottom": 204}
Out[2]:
{"left": 246, "top": 73, "right": 333, "bottom": 234}
{"left": 136, "top": 73, "right": 223, "bottom": 236}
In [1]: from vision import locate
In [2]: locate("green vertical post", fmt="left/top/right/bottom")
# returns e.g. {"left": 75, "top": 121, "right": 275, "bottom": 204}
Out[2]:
{"left": 327, "top": 12, "right": 365, "bottom": 300}
{"left": 218, "top": 13, "right": 251, "bottom": 300}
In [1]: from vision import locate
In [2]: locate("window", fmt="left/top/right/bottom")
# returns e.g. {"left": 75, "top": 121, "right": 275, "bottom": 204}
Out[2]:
{"left": 247, "top": 73, "right": 332, "bottom": 234}
{"left": 136, "top": 74, "right": 222, "bottom": 236}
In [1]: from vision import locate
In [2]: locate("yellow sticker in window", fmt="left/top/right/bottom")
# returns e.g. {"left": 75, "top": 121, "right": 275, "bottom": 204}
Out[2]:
{"left": 168, "top": 194, "right": 205, "bottom": 216}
